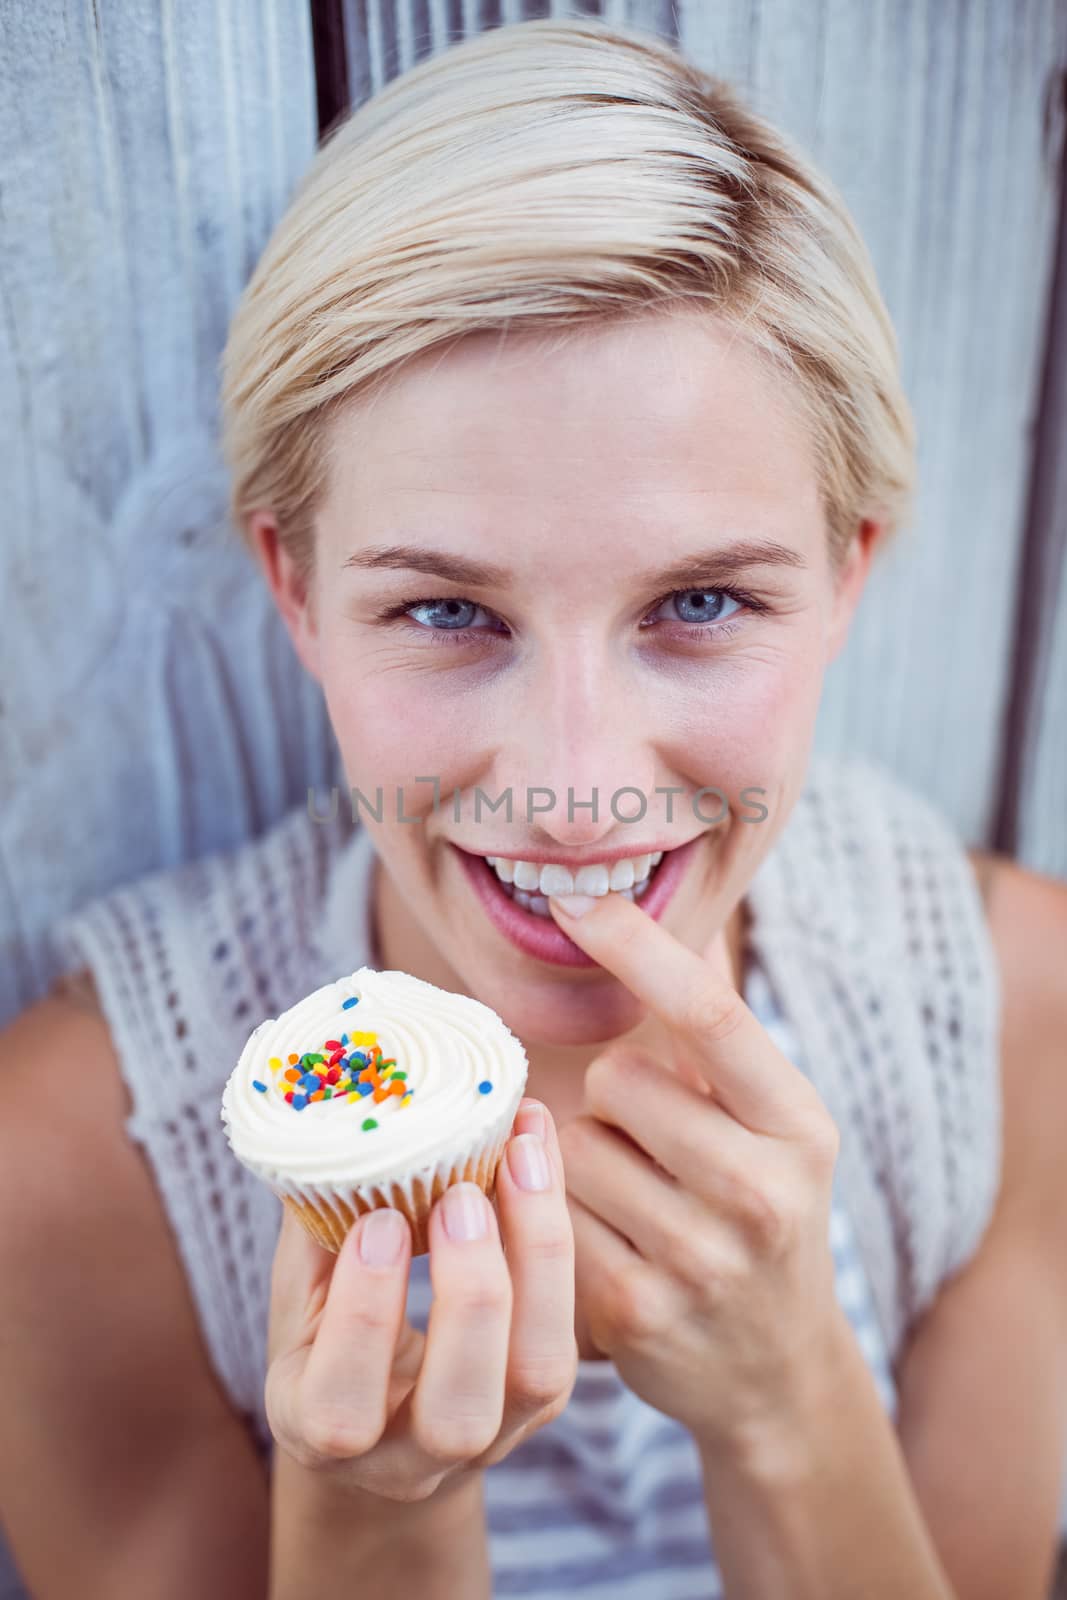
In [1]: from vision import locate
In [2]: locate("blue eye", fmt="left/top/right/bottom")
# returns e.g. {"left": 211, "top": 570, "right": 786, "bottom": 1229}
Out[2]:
{"left": 406, "top": 598, "right": 483, "bottom": 630}
{"left": 653, "top": 588, "right": 742, "bottom": 627}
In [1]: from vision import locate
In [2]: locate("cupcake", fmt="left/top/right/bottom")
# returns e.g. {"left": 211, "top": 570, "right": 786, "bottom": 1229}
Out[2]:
{"left": 221, "top": 966, "right": 529, "bottom": 1255}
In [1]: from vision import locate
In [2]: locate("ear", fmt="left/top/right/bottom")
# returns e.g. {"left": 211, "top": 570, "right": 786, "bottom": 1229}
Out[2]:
{"left": 247, "top": 511, "right": 322, "bottom": 683}
{"left": 825, "top": 517, "right": 887, "bottom": 663}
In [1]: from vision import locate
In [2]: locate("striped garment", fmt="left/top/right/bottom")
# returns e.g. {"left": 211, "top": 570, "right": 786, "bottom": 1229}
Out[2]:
{"left": 399, "top": 959, "right": 897, "bottom": 1597}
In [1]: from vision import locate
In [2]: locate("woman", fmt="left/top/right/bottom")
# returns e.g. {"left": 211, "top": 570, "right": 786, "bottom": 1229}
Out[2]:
{"left": 3, "top": 16, "right": 1066, "bottom": 1599}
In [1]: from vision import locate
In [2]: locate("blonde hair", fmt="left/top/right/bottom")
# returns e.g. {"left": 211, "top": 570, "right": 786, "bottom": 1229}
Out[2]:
{"left": 220, "top": 15, "right": 916, "bottom": 589}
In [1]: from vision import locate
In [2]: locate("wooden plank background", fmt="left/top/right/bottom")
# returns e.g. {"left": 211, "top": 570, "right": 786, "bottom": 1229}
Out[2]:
{"left": 0, "top": 3, "right": 1064, "bottom": 1595}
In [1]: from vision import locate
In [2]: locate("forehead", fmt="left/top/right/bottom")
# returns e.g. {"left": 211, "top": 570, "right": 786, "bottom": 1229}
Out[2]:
{"left": 318, "top": 307, "right": 823, "bottom": 556}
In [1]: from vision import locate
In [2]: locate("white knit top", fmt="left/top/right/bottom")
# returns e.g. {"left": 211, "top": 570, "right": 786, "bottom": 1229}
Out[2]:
{"left": 38, "top": 752, "right": 1001, "bottom": 1592}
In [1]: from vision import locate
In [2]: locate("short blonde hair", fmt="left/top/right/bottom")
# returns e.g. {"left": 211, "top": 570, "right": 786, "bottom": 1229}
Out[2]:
{"left": 220, "top": 15, "right": 916, "bottom": 587}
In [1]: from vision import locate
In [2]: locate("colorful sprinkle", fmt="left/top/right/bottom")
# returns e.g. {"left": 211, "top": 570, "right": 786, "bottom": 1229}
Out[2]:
{"left": 254, "top": 1010, "right": 417, "bottom": 1123}
{"left": 342, "top": 997, "right": 359, "bottom": 1010}
{"left": 478, "top": 1080, "right": 493, "bottom": 1094}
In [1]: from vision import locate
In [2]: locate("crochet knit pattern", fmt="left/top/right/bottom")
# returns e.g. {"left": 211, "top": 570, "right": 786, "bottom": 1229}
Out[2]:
{"left": 49, "top": 752, "right": 1001, "bottom": 1458}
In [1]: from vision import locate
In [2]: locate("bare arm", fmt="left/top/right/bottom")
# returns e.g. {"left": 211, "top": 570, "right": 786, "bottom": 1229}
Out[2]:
{"left": 697, "top": 1301, "right": 957, "bottom": 1598}
{"left": 0, "top": 983, "right": 270, "bottom": 1598}
{"left": 892, "top": 852, "right": 1067, "bottom": 1599}
{"left": 694, "top": 851, "right": 1067, "bottom": 1600}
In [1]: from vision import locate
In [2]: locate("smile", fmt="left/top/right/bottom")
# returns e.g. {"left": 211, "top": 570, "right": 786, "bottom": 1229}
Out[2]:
{"left": 451, "top": 837, "right": 703, "bottom": 968}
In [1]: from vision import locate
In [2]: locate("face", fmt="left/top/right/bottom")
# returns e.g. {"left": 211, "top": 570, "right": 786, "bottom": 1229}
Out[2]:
{"left": 252, "top": 306, "right": 880, "bottom": 1052}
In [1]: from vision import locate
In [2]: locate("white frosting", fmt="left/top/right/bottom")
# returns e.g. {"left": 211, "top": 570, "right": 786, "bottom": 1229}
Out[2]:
{"left": 220, "top": 966, "right": 528, "bottom": 1193}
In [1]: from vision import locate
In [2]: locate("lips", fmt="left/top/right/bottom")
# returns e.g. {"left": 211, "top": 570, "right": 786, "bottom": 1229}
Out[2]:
{"left": 451, "top": 836, "right": 703, "bottom": 968}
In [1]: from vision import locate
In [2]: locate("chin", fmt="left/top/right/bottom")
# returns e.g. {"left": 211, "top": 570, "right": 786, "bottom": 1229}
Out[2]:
{"left": 457, "top": 946, "right": 650, "bottom": 1048}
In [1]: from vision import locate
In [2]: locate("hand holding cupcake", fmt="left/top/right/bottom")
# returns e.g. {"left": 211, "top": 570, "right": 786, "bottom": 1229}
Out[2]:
{"left": 221, "top": 966, "right": 578, "bottom": 1504}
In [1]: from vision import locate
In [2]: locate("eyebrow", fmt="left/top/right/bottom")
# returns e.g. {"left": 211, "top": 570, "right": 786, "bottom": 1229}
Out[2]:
{"left": 342, "top": 538, "right": 806, "bottom": 588}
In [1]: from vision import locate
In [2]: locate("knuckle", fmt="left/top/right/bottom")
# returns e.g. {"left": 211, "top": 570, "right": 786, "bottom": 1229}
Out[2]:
{"left": 682, "top": 986, "right": 746, "bottom": 1044}
{"left": 585, "top": 1050, "right": 635, "bottom": 1101}
{"left": 348, "top": 1301, "right": 401, "bottom": 1339}
{"left": 743, "top": 1185, "right": 796, "bottom": 1259}
{"left": 660, "top": 1227, "right": 717, "bottom": 1289}
{"left": 583, "top": 1054, "right": 613, "bottom": 1101}
{"left": 604, "top": 1264, "right": 671, "bottom": 1342}
{"left": 720, "top": 1167, "right": 794, "bottom": 1257}
{"left": 804, "top": 1112, "right": 841, "bottom": 1171}
{"left": 509, "top": 1352, "right": 579, "bottom": 1414}
{"left": 515, "top": 1225, "right": 574, "bottom": 1269}
{"left": 672, "top": 1120, "right": 709, "bottom": 1173}
{"left": 299, "top": 1405, "right": 382, "bottom": 1463}
{"left": 453, "top": 1274, "right": 513, "bottom": 1321}
{"left": 415, "top": 1413, "right": 500, "bottom": 1465}
{"left": 557, "top": 1114, "right": 598, "bottom": 1160}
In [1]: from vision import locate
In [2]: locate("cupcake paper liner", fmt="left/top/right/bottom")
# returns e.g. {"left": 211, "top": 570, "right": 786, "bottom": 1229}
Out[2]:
{"left": 269, "top": 1075, "right": 523, "bottom": 1255}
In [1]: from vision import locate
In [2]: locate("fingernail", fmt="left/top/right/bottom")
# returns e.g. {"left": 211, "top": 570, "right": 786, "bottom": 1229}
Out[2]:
{"left": 508, "top": 1134, "right": 551, "bottom": 1192}
{"left": 515, "top": 1100, "right": 546, "bottom": 1140}
{"left": 359, "top": 1207, "right": 407, "bottom": 1265}
{"left": 551, "top": 894, "right": 597, "bottom": 918}
{"left": 442, "top": 1182, "right": 490, "bottom": 1242}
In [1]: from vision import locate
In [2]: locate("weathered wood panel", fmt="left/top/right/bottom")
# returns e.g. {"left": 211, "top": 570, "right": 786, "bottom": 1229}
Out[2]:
{"left": 677, "top": 0, "right": 1067, "bottom": 852}
{"left": 995, "top": 70, "right": 1067, "bottom": 882}
{"left": 0, "top": 1, "right": 328, "bottom": 1046}
{"left": 0, "top": 6, "right": 322, "bottom": 1591}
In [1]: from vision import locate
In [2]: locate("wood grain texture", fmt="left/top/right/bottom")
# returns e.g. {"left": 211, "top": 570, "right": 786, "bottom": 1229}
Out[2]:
{"left": 0, "top": 5, "right": 322, "bottom": 1591}
{"left": 677, "top": 0, "right": 1067, "bottom": 853}
{"left": 995, "top": 63, "right": 1067, "bottom": 880}
{"left": 0, "top": 2, "right": 334, "bottom": 1047}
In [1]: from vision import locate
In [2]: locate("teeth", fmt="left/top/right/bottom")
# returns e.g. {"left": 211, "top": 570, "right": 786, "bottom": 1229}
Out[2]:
{"left": 486, "top": 849, "right": 666, "bottom": 899}
{"left": 573, "top": 863, "right": 611, "bottom": 895}
{"left": 608, "top": 857, "right": 634, "bottom": 891}
{"left": 539, "top": 863, "right": 576, "bottom": 897}
{"left": 512, "top": 860, "right": 541, "bottom": 892}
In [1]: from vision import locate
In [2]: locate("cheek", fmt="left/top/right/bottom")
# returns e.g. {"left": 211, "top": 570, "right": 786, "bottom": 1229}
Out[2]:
{"left": 319, "top": 646, "right": 477, "bottom": 799}
{"left": 667, "top": 646, "right": 822, "bottom": 780}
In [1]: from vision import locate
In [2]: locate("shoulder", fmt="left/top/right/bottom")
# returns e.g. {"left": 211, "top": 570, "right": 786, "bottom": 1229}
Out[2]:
{"left": 0, "top": 982, "right": 267, "bottom": 1543}
{"left": 965, "top": 846, "right": 1067, "bottom": 1252}
{"left": 891, "top": 849, "right": 1067, "bottom": 1596}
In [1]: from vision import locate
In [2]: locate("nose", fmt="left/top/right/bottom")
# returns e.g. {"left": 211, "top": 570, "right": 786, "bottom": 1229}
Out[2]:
{"left": 501, "top": 649, "right": 658, "bottom": 851}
